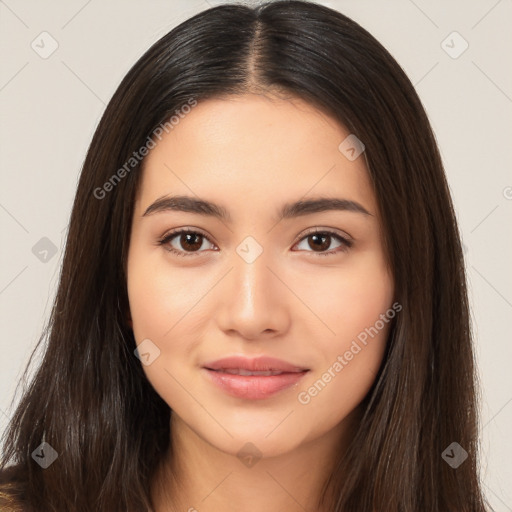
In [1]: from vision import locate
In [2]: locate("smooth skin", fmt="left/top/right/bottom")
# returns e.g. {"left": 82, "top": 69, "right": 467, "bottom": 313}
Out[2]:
{"left": 126, "top": 93, "right": 394, "bottom": 512}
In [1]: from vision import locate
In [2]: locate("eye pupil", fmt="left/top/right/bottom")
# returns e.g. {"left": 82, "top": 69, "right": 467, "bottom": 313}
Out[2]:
{"left": 181, "top": 233, "right": 202, "bottom": 251}
{"left": 309, "top": 233, "right": 330, "bottom": 252}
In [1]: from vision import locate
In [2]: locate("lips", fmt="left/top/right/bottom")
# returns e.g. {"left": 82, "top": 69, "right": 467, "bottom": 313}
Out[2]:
{"left": 202, "top": 355, "right": 310, "bottom": 400}
{"left": 204, "top": 355, "right": 309, "bottom": 373}
{"left": 215, "top": 368, "right": 288, "bottom": 376}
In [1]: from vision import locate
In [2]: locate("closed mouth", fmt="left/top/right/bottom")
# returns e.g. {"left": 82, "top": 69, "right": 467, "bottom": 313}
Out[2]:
{"left": 203, "top": 355, "right": 309, "bottom": 374}
{"left": 207, "top": 368, "right": 307, "bottom": 376}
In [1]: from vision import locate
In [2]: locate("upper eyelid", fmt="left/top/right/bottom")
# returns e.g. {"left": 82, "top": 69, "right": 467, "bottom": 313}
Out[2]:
{"left": 161, "top": 227, "right": 215, "bottom": 245}
{"left": 296, "top": 226, "right": 353, "bottom": 243}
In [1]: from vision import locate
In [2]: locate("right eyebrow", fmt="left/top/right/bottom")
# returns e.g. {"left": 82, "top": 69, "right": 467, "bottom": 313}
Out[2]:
{"left": 142, "top": 195, "right": 231, "bottom": 221}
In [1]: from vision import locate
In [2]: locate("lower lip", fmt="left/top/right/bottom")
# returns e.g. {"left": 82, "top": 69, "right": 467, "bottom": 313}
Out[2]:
{"left": 203, "top": 368, "right": 309, "bottom": 400}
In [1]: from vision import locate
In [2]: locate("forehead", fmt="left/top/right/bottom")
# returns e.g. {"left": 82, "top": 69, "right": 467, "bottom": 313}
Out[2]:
{"left": 135, "top": 93, "right": 375, "bottom": 216}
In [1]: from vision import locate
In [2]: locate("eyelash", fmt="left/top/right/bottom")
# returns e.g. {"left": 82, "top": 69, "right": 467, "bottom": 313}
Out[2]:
{"left": 157, "top": 228, "right": 353, "bottom": 258}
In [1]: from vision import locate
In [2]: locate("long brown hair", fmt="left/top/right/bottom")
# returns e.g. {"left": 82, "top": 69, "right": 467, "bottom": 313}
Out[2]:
{"left": 0, "top": 1, "right": 489, "bottom": 510}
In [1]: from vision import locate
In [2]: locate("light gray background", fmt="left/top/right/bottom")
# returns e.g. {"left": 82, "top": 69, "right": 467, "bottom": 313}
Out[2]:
{"left": 1, "top": 0, "right": 511, "bottom": 509}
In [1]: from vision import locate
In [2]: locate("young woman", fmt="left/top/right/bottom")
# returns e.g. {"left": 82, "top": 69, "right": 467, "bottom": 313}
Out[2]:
{"left": 0, "top": 1, "right": 490, "bottom": 510}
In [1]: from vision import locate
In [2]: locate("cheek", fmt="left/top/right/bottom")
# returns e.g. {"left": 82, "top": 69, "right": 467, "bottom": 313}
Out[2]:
{"left": 297, "top": 249, "right": 394, "bottom": 342}
{"left": 294, "top": 253, "right": 394, "bottom": 426}
{"left": 126, "top": 256, "right": 188, "bottom": 411}
{"left": 128, "top": 274, "right": 171, "bottom": 345}
{"left": 296, "top": 331, "right": 388, "bottom": 439}
{"left": 126, "top": 248, "right": 213, "bottom": 401}
{"left": 295, "top": 315, "right": 391, "bottom": 441}
{"left": 127, "top": 246, "right": 206, "bottom": 341}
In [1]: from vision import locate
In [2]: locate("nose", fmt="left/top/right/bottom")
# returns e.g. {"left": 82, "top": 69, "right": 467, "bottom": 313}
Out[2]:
{"left": 214, "top": 247, "right": 291, "bottom": 341}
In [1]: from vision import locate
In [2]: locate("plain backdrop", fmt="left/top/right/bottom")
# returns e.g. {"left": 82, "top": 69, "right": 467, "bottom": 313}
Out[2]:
{"left": 1, "top": 0, "right": 511, "bottom": 509}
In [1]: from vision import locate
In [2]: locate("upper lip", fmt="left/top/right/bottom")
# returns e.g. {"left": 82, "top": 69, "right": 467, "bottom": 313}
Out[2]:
{"left": 203, "top": 356, "right": 309, "bottom": 373}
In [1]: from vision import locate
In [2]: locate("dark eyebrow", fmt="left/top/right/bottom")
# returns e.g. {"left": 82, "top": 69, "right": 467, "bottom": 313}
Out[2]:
{"left": 142, "top": 195, "right": 372, "bottom": 221}
{"left": 280, "top": 197, "right": 371, "bottom": 218}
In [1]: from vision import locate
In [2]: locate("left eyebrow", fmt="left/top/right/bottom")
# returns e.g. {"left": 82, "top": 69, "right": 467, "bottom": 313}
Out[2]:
{"left": 279, "top": 197, "right": 372, "bottom": 218}
{"left": 141, "top": 195, "right": 372, "bottom": 221}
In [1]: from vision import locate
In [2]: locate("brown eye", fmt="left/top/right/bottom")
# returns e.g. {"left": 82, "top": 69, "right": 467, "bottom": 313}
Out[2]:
{"left": 177, "top": 232, "right": 203, "bottom": 252}
{"left": 307, "top": 233, "right": 331, "bottom": 252}
{"left": 294, "top": 230, "right": 352, "bottom": 256}
{"left": 159, "top": 229, "right": 215, "bottom": 257}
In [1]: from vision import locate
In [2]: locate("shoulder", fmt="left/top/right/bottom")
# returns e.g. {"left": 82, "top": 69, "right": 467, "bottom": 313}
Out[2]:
{"left": 0, "top": 487, "right": 24, "bottom": 512}
{"left": 0, "top": 466, "right": 26, "bottom": 512}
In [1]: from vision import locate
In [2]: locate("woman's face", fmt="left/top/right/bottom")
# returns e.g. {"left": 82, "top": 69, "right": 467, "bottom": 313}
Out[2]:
{"left": 127, "top": 93, "right": 394, "bottom": 457}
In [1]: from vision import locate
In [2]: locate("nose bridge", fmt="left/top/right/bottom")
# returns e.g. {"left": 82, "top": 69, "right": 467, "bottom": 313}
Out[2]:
{"left": 233, "top": 238, "right": 275, "bottom": 310}
{"left": 215, "top": 236, "right": 289, "bottom": 338}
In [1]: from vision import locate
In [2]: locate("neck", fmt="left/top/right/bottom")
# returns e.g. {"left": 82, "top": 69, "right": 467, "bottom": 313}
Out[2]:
{"left": 151, "top": 411, "right": 358, "bottom": 512}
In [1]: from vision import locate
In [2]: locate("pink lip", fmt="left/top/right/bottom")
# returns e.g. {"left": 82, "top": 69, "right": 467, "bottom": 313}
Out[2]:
{"left": 202, "top": 356, "right": 310, "bottom": 400}
{"left": 204, "top": 355, "right": 309, "bottom": 372}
